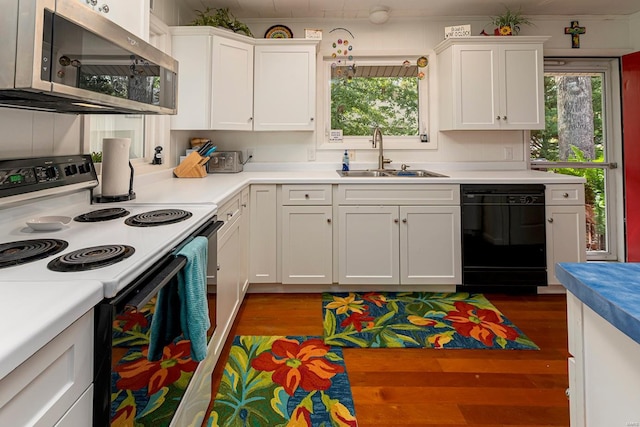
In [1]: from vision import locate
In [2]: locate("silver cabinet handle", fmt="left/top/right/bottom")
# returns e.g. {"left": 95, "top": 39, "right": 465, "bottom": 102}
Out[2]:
{"left": 502, "top": 116, "right": 507, "bottom": 120}
{"left": 563, "top": 192, "right": 569, "bottom": 198}
{"left": 304, "top": 194, "right": 310, "bottom": 199}
{"left": 394, "top": 219, "right": 399, "bottom": 223}
{"left": 242, "top": 203, "right": 247, "bottom": 208}
{"left": 548, "top": 218, "right": 553, "bottom": 223}
{"left": 249, "top": 117, "right": 253, "bottom": 122}
{"left": 402, "top": 218, "right": 407, "bottom": 223}
{"left": 217, "top": 264, "right": 220, "bottom": 271}
{"left": 227, "top": 212, "right": 233, "bottom": 219}
{"left": 327, "top": 218, "right": 332, "bottom": 224}
{"left": 496, "top": 116, "right": 501, "bottom": 120}
{"left": 310, "top": 118, "right": 314, "bottom": 121}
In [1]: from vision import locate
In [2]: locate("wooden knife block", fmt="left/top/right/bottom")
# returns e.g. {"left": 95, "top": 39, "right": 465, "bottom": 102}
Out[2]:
{"left": 173, "top": 151, "right": 209, "bottom": 178}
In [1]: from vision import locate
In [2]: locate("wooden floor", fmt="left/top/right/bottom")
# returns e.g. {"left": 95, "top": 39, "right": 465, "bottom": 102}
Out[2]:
{"left": 204, "top": 293, "right": 570, "bottom": 426}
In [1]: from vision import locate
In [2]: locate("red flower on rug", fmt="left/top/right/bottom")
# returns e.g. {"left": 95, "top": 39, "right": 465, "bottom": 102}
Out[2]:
{"left": 340, "top": 309, "right": 375, "bottom": 332}
{"left": 362, "top": 292, "right": 387, "bottom": 307}
{"left": 114, "top": 310, "right": 149, "bottom": 332}
{"left": 250, "top": 337, "right": 345, "bottom": 396}
{"left": 444, "top": 301, "right": 518, "bottom": 346}
{"left": 114, "top": 340, "right": 198, "bottom": 395}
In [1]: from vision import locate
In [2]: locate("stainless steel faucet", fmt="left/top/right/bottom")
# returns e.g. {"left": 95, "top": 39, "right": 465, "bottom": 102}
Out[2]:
{"left": 372, "top": 126, "right": 391, "bottom": 170}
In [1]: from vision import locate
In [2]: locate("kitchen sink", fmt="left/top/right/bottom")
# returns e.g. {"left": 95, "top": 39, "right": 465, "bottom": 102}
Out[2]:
{"left": 336, "top": 169, "right": 448, "bottom": 178}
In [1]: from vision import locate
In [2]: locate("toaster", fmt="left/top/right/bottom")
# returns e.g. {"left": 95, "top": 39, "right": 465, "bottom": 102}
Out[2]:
{"left": 206, "top": 151, "right": 244, "bottom": 173}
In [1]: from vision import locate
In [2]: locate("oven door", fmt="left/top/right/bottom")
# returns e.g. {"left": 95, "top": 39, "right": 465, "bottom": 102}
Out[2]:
{"left": 93, "top": 218, "right": 222, "bottom": 427}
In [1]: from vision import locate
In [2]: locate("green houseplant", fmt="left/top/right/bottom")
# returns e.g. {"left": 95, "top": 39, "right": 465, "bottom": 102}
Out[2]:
{"left": 191, "top": 7, "right": 253, "bottom": 37}
{"left": 489, "top": 6, "right": 533, "bottom": 35}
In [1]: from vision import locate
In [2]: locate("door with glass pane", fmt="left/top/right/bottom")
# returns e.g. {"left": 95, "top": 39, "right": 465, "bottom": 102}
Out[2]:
{"left": 530, "top": 58, "right": 620, "bottom": 260}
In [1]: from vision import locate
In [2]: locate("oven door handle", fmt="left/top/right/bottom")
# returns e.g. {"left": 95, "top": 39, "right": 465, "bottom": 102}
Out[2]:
{"left": 124, "top": 255, "right": 187, "bottom": 310}
{"left": 195, "top": 219, "right": 224, "bottom": 239}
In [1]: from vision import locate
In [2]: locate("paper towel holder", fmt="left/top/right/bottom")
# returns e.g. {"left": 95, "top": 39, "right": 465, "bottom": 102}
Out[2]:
{"left": 93, "top": 161, "right": 136, "bottom": 203}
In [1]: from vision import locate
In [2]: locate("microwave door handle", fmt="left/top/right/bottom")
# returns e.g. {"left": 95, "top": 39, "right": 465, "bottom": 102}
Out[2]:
{"left": 124, "top": 255, "right": 187, "bottom": 311}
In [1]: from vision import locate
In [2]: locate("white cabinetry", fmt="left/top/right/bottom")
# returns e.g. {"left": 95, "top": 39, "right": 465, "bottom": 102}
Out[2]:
{"left": 435, "top": 37, "right": 547, "bottom": 130}
{"left": 253, "top": 42, "right": 317, "bottom": 131}
{"left": 0, "top": 311, "right": 93, "bottom": 427}
{"left": 250, "top": 185, "right": 277, "bottom": 282}
{"left": 76, "top": 0, "right": 150, "bottom": 39}
{"left": 566, "top": 292, "right": 640, "bottom": 426}
{"left": 337, "top": 185, "right": 461, "bottom": 286}
{"left": 216, "top": 190, "right": 248, "bottom": 332}
{"left": 281, "top": 185, "right": 333, "bottom": 284}
{"left": 545, "top": 184, "right": 586, "bottom": 285}
{"left": 171, "top": 27, "right": 253, "bottom": 130}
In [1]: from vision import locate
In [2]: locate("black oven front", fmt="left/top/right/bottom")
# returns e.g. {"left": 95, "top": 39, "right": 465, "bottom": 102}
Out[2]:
{"left": 460, "top": 184, "right": 547, "bottom": 292}
{"left": 93, "top": 217, "right": 222, "bottom": 427}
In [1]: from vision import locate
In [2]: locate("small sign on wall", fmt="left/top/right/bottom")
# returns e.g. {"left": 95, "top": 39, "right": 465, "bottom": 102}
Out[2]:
{"left": 329, "top": 129, "right": 343, "bottom": 143}
{"left": 444, "top": 25, "right": 471, "bottom": 38}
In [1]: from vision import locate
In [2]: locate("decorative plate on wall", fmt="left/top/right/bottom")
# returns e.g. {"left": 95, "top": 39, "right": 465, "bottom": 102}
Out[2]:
{"left": 264, "top": 25, "right": 293, "bottom": 38}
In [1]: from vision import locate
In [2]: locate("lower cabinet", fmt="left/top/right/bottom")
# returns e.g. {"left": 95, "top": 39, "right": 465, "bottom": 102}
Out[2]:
{"left": 249, "top": 185, "right": 277, "bottom": 283}
{"left": 337, "top": 205, "right": 461, "bottom": 285}
{"left": 545, "top": 184, "right": 586, "bottom": 284}
{"left": 281, "top": 205, "right": 333, "bottom": 284}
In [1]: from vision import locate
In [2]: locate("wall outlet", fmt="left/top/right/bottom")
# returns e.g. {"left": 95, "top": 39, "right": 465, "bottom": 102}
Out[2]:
{"left": 246, "top": 148, "right": 255, "bottom": 161}
{"left": 504, "top": 147, "right": 514, "bottom": 160}
{"left": 348, "top": 149, "right": 356, "bottom": 161}
{"left": 307, "top": 147, "right": 316, "bottom": 161}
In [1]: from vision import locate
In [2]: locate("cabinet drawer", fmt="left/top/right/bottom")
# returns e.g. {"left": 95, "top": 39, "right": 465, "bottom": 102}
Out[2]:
{"left": 281, "top": 184, "right": 332, "bottom": 205}
{"left": 545, "top": 184, "right": 585, "bottom": 205}
{"left": 218, "top": 192, "right": 242, "bottom": 232}
{"left": 338, "top": 184, "right": 460, "bottom": 205}
{"left": 0, "top": 311, "right": 93, "bottom": 427}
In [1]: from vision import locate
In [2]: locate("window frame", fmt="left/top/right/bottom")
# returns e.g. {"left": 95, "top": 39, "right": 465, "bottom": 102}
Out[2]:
{"left": 529, "top": 57, "right": 623, "bottom": 261}
{"left": 317, "top": 56, "right": 437, "bottom": 151}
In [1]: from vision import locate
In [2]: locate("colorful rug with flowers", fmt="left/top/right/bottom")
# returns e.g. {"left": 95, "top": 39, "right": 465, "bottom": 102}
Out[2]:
{"left": 207, "top": 335, "right": 358, "bottom": 427}
{"left": 323, "top": 292, "right": 539, "bottom": 350}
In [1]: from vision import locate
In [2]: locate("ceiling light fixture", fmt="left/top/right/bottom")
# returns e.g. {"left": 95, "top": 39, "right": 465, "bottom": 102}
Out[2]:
{"left": 369, "top": 6, "right": 389, "bottom": 24}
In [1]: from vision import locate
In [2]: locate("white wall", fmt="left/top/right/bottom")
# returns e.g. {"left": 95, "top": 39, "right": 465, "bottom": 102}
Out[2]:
{"left": 631, "top": 12, "right": 640, "bottom": 50}
{"left": 168, "top": 13, "right": 635, "bottom": 167}
{"left": 0, "top": 108, "right": 81, "bottom": 159}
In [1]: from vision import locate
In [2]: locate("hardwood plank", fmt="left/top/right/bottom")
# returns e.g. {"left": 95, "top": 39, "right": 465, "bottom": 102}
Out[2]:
{"left": 203, "top": 292, "right": 570, "bottom": 426}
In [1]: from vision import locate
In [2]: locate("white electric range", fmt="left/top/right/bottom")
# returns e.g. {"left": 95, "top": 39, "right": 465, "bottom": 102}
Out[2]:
{"left": 0, "top": 155, "right": 217, "bottom": 298}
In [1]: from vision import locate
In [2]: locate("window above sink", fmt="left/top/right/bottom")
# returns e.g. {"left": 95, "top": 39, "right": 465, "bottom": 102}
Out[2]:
{"left": 318, "top": 56, "right": 437, "bottom": 151}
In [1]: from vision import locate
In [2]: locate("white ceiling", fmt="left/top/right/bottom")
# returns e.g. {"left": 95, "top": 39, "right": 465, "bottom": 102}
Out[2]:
{"left": 181, "top": 0, "right": 640, "bottom": 20}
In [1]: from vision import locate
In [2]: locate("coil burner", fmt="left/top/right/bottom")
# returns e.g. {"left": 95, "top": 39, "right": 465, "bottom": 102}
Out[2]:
{"left": 124, "top": 209, "right": 192, "bottom": 227}
{"left": 74, "top": 208, "right": 130, "bottom": 222}
{"left": 47, "top": 244, "right": 135, "bottom": 272}
{"left": 0, "top": 239, "right": 69, "bottom": 269}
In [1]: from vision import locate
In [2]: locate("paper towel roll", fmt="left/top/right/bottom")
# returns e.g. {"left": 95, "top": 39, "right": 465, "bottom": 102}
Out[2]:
{"left": 101, "top": 138, "right": 131, "bottom": 197}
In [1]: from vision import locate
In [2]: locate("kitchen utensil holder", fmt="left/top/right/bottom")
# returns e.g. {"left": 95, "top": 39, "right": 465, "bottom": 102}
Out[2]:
{"left": 173, "top": 151, "right": 209, "bottom": 178}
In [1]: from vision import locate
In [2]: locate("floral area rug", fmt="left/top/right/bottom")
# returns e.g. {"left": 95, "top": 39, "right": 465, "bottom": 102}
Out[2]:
{"left": 207, "top": 335, "right": 358, "bottom": 427}
{"left": 323, "top": 292, "right": 539, "bottom": 350}
{"left": 110, "top": 297, "right": 202, "bottom": 426}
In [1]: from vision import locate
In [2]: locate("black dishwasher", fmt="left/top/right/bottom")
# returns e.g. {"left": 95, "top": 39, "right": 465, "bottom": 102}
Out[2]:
{"left": 460, "top": 184, "right": 547, "bottom": 293}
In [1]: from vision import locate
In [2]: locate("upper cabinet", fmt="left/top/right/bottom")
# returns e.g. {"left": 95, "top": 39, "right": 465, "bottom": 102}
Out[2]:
{"left": 170, "top": 27, "right": 318, "bottom": 131}
{"left": 253, "top": 42, "right": 317, "bottom": 131}
{"left": 170, "top": 27, "right": 253, "bottom": 130}
{"left": 435, "top": 36, "right": 548, "bottom": 131}
{"left": 76, "top": 0, "right": 150, "bottom": 40}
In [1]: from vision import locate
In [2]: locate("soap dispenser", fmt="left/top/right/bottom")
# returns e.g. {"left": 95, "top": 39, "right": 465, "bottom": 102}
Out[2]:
{"left": 342, "top": 150, "right": 350, "bottom": 171}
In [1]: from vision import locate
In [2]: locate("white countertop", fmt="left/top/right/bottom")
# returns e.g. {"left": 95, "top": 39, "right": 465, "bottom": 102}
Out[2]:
{"left": 131, "top": 166, "right": 585, "bottom": 206}
{"left": 0, "top": 280, "right": 103, "bottom": 380}
{"left": 0, "top": 165, "right": 584, "bottom": 379}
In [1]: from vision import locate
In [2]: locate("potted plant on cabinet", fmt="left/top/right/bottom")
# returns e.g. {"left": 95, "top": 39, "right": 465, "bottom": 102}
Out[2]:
{"left": 191, "top": 7, "right": 253, "bottom": 37}
{"left": 489, "top": 6, "right": 533, "bottom": 35}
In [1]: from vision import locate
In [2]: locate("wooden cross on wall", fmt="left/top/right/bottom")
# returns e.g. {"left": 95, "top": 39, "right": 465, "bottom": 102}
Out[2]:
{"left": 565, "top": 21, "right": 586, "bottom": 48}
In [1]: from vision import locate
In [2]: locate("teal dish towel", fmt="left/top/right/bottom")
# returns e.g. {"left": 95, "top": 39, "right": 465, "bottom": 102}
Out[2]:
{"left": 177, "top": 236, "right": 210, "bottom": 362}
{"left": 148, "top": 276, "right": 181, "bottom": 361}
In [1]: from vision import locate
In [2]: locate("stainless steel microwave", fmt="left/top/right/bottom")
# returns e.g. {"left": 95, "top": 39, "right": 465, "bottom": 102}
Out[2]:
{"left": 0, "top": 0, "right": 178, "bottom": 114}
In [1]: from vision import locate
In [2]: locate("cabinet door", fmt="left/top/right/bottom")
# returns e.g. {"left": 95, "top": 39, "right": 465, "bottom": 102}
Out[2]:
{"left": 240, "top": 187, "right": 250, "bottom": 293}
{"left": 250, "top": 185, "right": 277, "bottom": 282}
{"left": 500, "top": 44, "right": 544, "bottom": 129}
{"left": 454, "top": 45, "right": 500, "bottom": 129}
{"left": 400, "top": 206, "right": 461, "bottom": 285}
{"left": 254, "top": 44, "right": 316, "bottom": 131}
{"left": 545, "top": 205, "right": 586, "bottom": 284}
{"left": 211, "top": 37, "right": 254, "bottom": 130}
{"left": 170, "top": 30, "right": 213, "bottom": 129}
{"left": 76, "top": 0, "right": 149, "bottom": 40}
{"left": 217, "top": 220, "right": 241, "bottom": 331}
{"left": 338, "top": 206, "right": 399, "bottom": 285}
{"left": 281, "top": 206, "right": 333, "bottom": 284}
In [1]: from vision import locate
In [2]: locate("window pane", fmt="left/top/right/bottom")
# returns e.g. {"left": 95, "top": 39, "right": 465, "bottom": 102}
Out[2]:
{"left": 89, "top": 115, "right": 145, "bottom": 159}
{"left": 330, "top": 65, "right": 419, "bottom": 136}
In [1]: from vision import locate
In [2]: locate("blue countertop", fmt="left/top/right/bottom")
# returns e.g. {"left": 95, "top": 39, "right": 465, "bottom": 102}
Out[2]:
{"left": 556, "top": 262, "right": 640, "bottom": 345}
